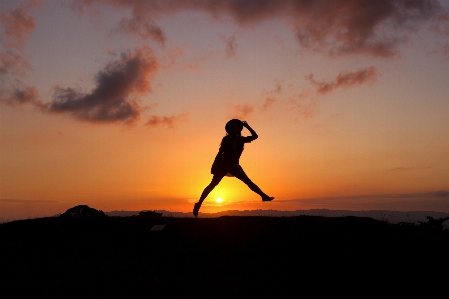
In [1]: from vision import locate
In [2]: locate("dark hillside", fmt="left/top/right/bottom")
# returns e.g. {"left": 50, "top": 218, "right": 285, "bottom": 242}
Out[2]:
{"left": 1, "top": 216, "right": 448, "bottom": 297}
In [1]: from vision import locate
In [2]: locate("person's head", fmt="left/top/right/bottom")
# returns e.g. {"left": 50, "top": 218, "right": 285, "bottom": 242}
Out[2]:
{"left": 225, "top": 119, "right": 243, "bottom": 135}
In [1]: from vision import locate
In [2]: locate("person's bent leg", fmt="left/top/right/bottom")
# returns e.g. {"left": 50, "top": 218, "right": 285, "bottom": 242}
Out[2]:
{"left": 231, "top": 166, "right": 273, "bottom": 201}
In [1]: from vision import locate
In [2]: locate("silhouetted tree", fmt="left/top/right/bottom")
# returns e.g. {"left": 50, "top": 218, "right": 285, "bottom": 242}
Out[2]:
{"left": 60, "top": 205, "right": 106, "bottom": 218}
{"left": 418, "top": 216, "right": 449, "bottom": 232}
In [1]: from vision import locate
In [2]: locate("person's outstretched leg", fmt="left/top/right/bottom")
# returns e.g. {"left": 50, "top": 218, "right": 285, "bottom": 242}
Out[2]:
{"left": 194, "top": 173, "right": 225, "bottom": 217}
{"left": 231, "top": 166, "right": 274, "bottom": 201}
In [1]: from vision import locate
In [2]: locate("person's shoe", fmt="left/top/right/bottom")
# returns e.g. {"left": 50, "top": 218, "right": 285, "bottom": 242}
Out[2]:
{"left": 193, "top": 202, "right": 201, "bottom": 217}
{"left": 262, "top": 196, "right": 274, "bottom": 202}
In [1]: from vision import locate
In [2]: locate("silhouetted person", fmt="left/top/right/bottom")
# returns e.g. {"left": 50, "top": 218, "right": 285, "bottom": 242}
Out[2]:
{"left": 193, "top": 119, "right": 274, "bottom": 217}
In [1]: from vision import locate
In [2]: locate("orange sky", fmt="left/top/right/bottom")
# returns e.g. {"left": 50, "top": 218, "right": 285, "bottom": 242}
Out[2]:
{"left": 1, "top": 0, "right": 449, "bottom": 220}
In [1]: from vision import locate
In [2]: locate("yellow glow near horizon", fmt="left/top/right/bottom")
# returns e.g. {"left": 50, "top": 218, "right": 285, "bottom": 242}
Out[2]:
{"left": 216, "top": 198, "right": 223, "bottom": 203}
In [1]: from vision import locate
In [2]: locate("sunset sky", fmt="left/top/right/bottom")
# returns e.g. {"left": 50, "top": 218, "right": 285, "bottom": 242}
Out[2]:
{"left": 1, "top": 0, "right": 449, "bottom": 220}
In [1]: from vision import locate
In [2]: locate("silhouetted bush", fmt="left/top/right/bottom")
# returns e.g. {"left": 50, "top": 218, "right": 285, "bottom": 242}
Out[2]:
{"left": 138, "top": 210, "right": 163, "bottom": 217}
{"left": 60, "top": 205, "right": 106, "bottom": 218}
{"left": 418, "top": 216, "right": 449, "bottom": 232}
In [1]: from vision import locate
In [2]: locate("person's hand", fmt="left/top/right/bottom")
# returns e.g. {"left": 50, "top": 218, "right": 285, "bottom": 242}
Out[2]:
{"left": 242, "top": 120, "right": 249, "bottom": 128}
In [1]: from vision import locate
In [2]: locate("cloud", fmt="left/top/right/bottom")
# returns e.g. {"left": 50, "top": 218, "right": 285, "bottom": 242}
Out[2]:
{"left": 429, "top": 11, "right": 449, "bottom": 59}
{"left": 219, "top": 34, "right": 237, "bottom": 58}
{"left": 0, "top": 86, "right": 41, "bottom": 107}
{"left": 0, "top": 1, "right": 42, "bottom": 108}
{"left": 292, "top": 0, "right": 442, "bottom": 57}
{"left": 47, "top": 46, "right": 159, "bottom": 124}
{"left": 273, "top": 80, "right": 282, "bottom": 93}
{"left": 262, "top": 97, "right": 276, "bottom": 110}
{"left": 115, "top": 14, "right": 166, "bottom": 45}
{"left": 430, "top": 11, "right": 449, "bottom": 35}
{"left": 73, "top": 0, "right": 444, "bottom": 58}
{"left": 0, "top": 6, "right": 36, "bottom": 50}
{"left": 230, "top": 104, "right": 254, "bottom": 119}
{"left": 0, "top": 51, "right": 32, "bottom": 77}
{"left": 160, "top": 46, "right": 185, "bottom": 69}
{"left": 286, "top": 92, "right": 317, "bottom": 119}
{"left": 290, "top": 98, "right": 317, "bottom": 119}
{"left": 307, "top": 67, "right": 378, "bottom": 94}
{"left": 444, "top": 44, "right": 449, "bottom": 59}
{"left": 145, "top": 113, "right": 190, "bottom": 129}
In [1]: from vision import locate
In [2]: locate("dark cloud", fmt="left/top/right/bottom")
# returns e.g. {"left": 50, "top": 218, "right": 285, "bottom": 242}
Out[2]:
{"left": 0, "top": 86, "right": 41, "bottom": 107}
{"left": 73, "top": 0, "right": 445, "bottom": 58}
{"left": 145, "top": 113, "right": 190, "bottom": 129}
{"left": 219, "top": 34, "right": 237, "bottom": 58}
{"left": 307, "top": 67, "right": 378, "bottom": 94}
{"left": 291, "top": 0, "right": 441, "bottom": 57}
{"left": 48, "top": 46, "right": 159, "bottom": 124}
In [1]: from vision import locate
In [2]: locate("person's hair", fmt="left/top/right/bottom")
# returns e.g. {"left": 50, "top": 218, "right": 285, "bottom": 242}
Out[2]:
{"left": 225, "top": 119, "right": 243, "bottom": 134}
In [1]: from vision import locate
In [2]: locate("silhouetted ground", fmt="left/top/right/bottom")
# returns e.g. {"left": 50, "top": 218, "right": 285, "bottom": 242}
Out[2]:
{"left": 1, "top": 216, "right": 448, "bottom": 297}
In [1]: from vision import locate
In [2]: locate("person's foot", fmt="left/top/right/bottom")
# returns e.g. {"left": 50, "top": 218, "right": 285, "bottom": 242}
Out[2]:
{"left": 193, "top": 202, "right": 201, "bottom": 217}
{"left": 262, "top": 196, "right": 274, "bottom": 202}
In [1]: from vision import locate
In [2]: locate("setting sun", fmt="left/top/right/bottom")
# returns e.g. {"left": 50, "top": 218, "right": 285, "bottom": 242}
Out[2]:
{"left": 216, "top": 198, "right": 223, "bottom": 203}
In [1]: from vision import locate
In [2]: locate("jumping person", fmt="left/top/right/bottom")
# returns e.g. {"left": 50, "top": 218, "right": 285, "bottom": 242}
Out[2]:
{"left": 193, "top": 119, "right": 274, "bottom": 217}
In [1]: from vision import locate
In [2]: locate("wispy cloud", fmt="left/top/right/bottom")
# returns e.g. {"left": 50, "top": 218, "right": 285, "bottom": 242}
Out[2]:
{"left": 219, "top": 33, "right": 237, "bottom": 58}
{"left": 115, "top": 14, "right": 166, "bottom": 46}
{"left": 0, "top": 5, "right": 36, "bottom": 50}
{"left": 0, "top": 1, "right": 42, "bottom": 108}
{"left": 230, "top": 104, "right": 254, "bottom": 119}
{"left": 160, "top": 46, "right": 185, "bottom": 69}
{"left": 429, "top": 11, "right": 449, "bottom": 59}
{"left": 262, "top": 97, "right": 276, "bottom": 111}
{"left": 306, "top": 67, "right": 378, "bottom": 94}
{"left": 0, "top": 50, "right": 32, "bottom": 77}
{"left": 145, "top": 113, "right": 190, "bottom": 129}
{"left": 47, "top": 46, "right": 159, "bottom": 124}
{"left": 288, "top": 93, "right": 317, "bottom": 119}
{"left": 73, "top": 0, "right": 446, "bottom": 58}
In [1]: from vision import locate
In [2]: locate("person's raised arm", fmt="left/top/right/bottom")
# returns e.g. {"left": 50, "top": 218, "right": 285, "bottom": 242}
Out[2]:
{"left": 242, "top": 121, "right": 258, "bottom": 141}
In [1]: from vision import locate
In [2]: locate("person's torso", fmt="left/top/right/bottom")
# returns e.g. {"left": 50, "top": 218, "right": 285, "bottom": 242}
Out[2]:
{"left": 220, "top": 135, "right": 244, "bottom": 164}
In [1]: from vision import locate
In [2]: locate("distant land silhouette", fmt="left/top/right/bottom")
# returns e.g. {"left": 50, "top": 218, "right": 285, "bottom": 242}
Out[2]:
{"left": 54, "top": 209, "right": 449, "bottom": 228}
